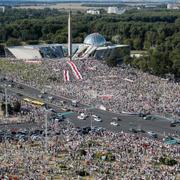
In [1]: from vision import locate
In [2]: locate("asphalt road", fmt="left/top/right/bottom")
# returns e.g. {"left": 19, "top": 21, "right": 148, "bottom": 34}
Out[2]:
{"left": 0, "top": 79, "right": 179, "bottom": 138}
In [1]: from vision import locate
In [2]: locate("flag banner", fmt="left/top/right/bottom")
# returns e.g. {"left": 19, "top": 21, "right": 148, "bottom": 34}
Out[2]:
{"left": 63, "top": 70, "right": 70, "bottom": 82}
{"left": 67, "top": 61, "right": 83, "bottom": 80}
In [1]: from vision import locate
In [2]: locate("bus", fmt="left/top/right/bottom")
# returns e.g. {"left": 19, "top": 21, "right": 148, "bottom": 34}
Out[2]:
{"left": 23, "top": 98, "right": 45, "bottom": 106}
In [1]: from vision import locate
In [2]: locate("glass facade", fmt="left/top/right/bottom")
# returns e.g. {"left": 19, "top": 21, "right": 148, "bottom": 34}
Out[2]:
{"left": 84, "top": 33, "right": 106, "bottom": 47}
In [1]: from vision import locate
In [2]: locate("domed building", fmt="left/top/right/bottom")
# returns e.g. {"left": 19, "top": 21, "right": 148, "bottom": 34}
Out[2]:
{"left": 83, "top": 33, "right": 106, "bottom": 47}
{"left": 73, "top": 33, "right": 130, "bottom": 61}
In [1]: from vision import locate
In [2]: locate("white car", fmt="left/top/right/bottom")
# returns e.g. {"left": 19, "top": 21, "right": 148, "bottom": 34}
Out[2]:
{"left": 92, "top": 114, "right": 98, "bottom": 118}
{"left": 41, "top": 90, "right": 46, "bottom": 94}
{"left": 94, "top": 117, "right": 102, "bottom": 122}
{"left": 38, "top": 94, "right": 43, "bottom": 98}
{"left": 147, "top": 131, "right": 158, "bottom": 138}
{"left": 110, "top": 121, "right": 118, "bottom": 126}
{"left": 31, "top": 135, "right": 42, "bottom": 141}
{"left": 77, "top": 113, "right": 87, "bottom": 120}
{"left": 48, "top": 96, "right": 53, "bottom": 100}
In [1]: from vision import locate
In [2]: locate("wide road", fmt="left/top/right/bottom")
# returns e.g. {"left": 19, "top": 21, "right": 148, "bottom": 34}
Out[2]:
{"left": 0, "top": 79, "right": 179, "bottom": 138}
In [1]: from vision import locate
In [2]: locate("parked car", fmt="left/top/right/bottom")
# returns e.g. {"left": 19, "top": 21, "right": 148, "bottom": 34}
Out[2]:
{"left": 147, "top": 131, "right": 158, "bottom": 138}
{"left": 56, "top": 113, "right": 65, "bottom": 120}
{"left": 112, "top": 117, "right": 122, "bottom": 121}
{"left": 143, "top": 116, "right": 156, "bottom": 120}
{"left": 92, "top": 114, "right": 98, "bottom": 118}
{"left": 48, "top": 96, "right": 54, "bottom": 101}
{"left": 129, "top": 128, "right": 138, "bottom": 133}
{"left": 17, "top": 84, "right": 23, "bottom": 89}
{"left": 94, "top": 117, "right": 102, "bottom": 122}
{"left": 136, "top": 128, "right": 146, "bottom": 133}
{"left": 110, "top": 121, "right": 118, "bottom": 126}
{"left": 77, "top": 113, "right": 87, "bottom": 120}
{"left": 170, "top": 119, "right": 180, "bottom": 127}
{"left": 71, "top": 100, "right": 78, "bottom": 107}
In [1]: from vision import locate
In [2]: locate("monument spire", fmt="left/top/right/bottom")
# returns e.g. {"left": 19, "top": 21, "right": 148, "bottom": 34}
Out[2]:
{"left": 68, "top": 10, "right": 72, "bottom": 60}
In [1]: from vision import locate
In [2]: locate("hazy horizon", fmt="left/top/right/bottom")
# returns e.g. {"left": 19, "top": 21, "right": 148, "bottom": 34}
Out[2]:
{"left": 0, "top": 0, "right": 177, "bottom": 2}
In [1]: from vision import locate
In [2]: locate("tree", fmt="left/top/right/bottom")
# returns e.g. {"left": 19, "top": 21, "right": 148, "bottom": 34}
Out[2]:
{"left": 133, "top": 38, "right": 143, "bottom": 50}
{"left": 170, "top": 49, "right": 180, "bottom": 77}
{"left": 6, "top": 38, "right": 21, "bottom": 46}
{"left": 106, "top": 54, "right": 118, "bottom": 67}
{"left": 159, "top": 156, "right": 177, "bottom": 166}
{"left": 13, "top": 101, "right": 21, "bottom": 113}
{"left": 26, "top": 40, "right": 40, "bottom": 45}
{"left": 1, "top": 103, "right": 13, "bottom": 115}
{"left": 112, "top": 35, "right": 122, "bottom": 44}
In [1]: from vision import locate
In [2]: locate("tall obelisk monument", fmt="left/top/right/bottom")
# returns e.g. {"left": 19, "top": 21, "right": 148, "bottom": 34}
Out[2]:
{"left": 68, "top": 10, "right": 72, "bottom": 60}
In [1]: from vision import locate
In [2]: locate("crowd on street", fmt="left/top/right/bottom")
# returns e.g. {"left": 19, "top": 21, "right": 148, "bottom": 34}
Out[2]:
{"left": 0, "top": 58, "right": 179, "bottom": 118}
{"left": 0, "top": 58, "right": 180, "bottom": 179}
{"left": 0, "top": 115, "right": 179, "bottom": 179}
{"left": 0, "top": 91, "right": 45, "bottom": 124}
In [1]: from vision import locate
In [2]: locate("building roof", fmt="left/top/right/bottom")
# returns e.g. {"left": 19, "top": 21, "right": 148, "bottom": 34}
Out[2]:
{"left": 84, "top": 33, "right": 106, "bottom": 47}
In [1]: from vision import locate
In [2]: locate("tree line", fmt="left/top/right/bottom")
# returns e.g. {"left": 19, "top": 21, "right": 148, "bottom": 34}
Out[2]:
{"left": 0, "top": 7, "right": 179, "bottom": 78}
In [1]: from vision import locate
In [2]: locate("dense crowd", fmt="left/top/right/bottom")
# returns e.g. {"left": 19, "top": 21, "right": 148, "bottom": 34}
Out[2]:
{"left": 0, "top": 58, "right": 179, "bottom": 118}
{"left": 0, "top": 92, "right": 45, "bottom": 124}
{"left": 0, "top": 116, "right": 180, "bottom": 179}
{"left": 0, "top": 58, "right": 180, "bottom": 179}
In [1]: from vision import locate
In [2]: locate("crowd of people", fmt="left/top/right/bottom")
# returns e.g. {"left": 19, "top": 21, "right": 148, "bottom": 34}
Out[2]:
{"left": 0, "top": 116, "right": 179, "bottom": 179}
{"left": 0, "top": 91, "right": 46, "bottom": 125}
{"left": 0, "top": 58, "right": 179, "bottom": 179}
{"left": 0, "top": 58, "right": 179, "bottom": 118}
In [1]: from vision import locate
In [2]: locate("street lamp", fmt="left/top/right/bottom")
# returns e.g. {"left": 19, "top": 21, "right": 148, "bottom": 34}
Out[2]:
{"left": 90, "top": 114, "right": 93, "bottom": 130}
{"left": 3, "top": 84, "right": 8, "bottom": 118}
{"left": 44, "top": 108, "right": 50, "bottom": 153}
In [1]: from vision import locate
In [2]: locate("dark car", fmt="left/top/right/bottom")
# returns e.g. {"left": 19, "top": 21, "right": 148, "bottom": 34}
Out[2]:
{"left": 56, "top": 113, "right": 65, "bottom": 120}
{"left": 170, "top": 123, "right": 176, "bottom": 127}
{"left": 30, "top": 129, "right": 43, "bottom": 135}
{"left": 147, "top": 131, "right": 158, "bottom": 138}
{"left": 78, "top": 126, "right": 91, "bottom": 135}
{"left": 143, "top": 116, "right": 156, "bottom": 120}
{"left": 16, "top": 93, "right": 23, "bottom": 97}
{"left": 112, "top": 117, "right": 122, "bottom": 121}
{"left": 136, "top": 128, "right": 146, "bottom": 133}
{"left": 129, "top": 128, "right": 138, "bottom": 133}
{"left": 139, "top": 113, "right": 147, "bottom": 117}
{"left": 17, "top": 84, "right": 23, "bottom": 89}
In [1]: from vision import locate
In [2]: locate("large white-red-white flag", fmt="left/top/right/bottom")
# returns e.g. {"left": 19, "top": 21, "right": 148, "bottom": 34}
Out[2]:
{"left": 67, "top": 61, "right": 83, "bottom": 80}
{"left": 63, "top": 70, "right": 70, "bottom": 82}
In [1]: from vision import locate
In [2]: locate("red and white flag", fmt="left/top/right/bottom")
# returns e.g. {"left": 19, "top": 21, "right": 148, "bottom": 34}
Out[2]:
{"left": 67, "top": 61, "right": 83, "bottom": 80}
{"left": 63, "top": 70, "right": 70, "bottom": 82}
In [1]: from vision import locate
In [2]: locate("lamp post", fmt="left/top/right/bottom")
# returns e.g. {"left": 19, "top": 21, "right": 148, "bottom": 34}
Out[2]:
{"left": 44, "top": 109, "right": 49, "bottom": 153}
{"left": 4, "top": 85, "right": 8, "bottom": 118}
{"left": 90, "top": 114, "right": 93, "bottom": 130}
{"left": 88, "top": 110, "right": 93, "bottom": 130}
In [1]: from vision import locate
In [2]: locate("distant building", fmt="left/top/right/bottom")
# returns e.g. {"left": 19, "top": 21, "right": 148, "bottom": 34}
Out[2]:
{"left": 0, "top": 6, "right": 5, "bottom": 13}
{"left": 107, "top": 7, "right": 119, "bottom": 14}
{"left": 4, "top": 12, "right": 129, "bottom": 62}
{"left": 167, "top": 3, "right": 180, "bottom": 9}
{"left": 107, "top": 7, "right": 126, "bottom": 15}
{"left": 86, "top": 9, "right": 100, "bottom": 15}
{"left": 73, "top": 33, "right": 130, "bottom": 61}
{"left": 5, "top": 44, "right": 64, "bottom": 60}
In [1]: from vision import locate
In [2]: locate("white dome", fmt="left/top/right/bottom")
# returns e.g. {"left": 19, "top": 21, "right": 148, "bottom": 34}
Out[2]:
{"left": 84, "top": 33, "right": 106, "bottom": 47}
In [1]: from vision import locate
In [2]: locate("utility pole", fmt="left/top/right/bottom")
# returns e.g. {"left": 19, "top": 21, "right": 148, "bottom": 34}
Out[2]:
{"left": 90, "top": 111, "right": 93, "bottom": 129}
{"left": 4, "top": 87, "right": 8, "bottom": 118}
{"left": 45, "top": 110, "right": 48, "bottom": 153}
